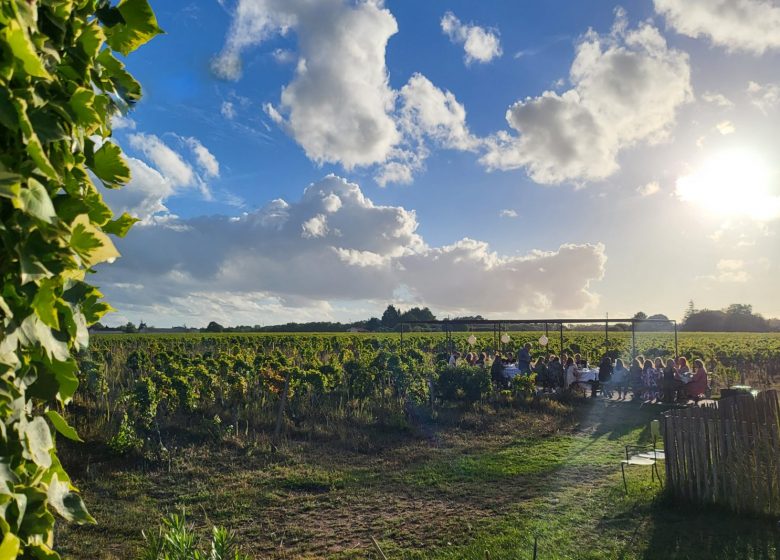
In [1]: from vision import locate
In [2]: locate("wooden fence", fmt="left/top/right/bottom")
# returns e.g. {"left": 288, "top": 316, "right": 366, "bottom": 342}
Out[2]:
{"left": 663, "top": 390, "right": 780, "bottom": 516}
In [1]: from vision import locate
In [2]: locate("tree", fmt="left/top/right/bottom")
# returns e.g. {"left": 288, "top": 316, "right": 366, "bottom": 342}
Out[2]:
{"left": 0, "top": 0, "right": 161, "bottom": 556}
{"left": 365, "top": 317, "right": 381, "bottom": 331}
{"left": 122, "top": 321, "right": 138, "bottom": 333}
{"left": 205, "top": 321, "right": 224, "bottom": 333}
{"left": 632, "top": 311, "right": 647, "bottom": 321}
{"left": 381, "top": 305, "right": 401, "bottom": 328}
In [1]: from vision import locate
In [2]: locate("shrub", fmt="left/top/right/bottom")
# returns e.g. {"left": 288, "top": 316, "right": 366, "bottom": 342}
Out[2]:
{"left": 436, "top": 366, "right": 490, "bottom": 404}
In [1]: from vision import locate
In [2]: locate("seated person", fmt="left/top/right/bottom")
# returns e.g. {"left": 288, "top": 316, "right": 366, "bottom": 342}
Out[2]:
{"left": 546, "top": 356, "right": 564, "bottom": 389}
{"left": 564, "top": 357, "right": 581, "bottom": 389}
{"left": 685, "top": 359, "right": 709, "bottom": 399}
{"left": 533, "top": 356, "right": 549, "bottom": 387}
{"left": 610, "top": 358, "right": 629, "bottom": 398}
{"left": 491, "top": 352, "right": 508, "bottom": 389}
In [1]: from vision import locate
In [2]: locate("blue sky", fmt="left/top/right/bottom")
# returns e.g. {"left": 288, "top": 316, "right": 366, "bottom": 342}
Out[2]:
{"left": 99, "top": 0, "right": 780, "bottom": 327}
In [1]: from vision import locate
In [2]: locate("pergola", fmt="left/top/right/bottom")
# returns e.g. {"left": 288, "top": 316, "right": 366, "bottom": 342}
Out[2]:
{"left": 400, "top": 317, "right": 678, "bottom": 360}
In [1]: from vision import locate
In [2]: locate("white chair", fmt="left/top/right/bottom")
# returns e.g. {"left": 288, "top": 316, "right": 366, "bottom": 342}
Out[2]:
{"left": 621, "top": 419, "right": 664, "bottom": 494}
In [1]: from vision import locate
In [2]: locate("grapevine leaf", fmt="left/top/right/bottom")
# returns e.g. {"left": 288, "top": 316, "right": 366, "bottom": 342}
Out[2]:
{"left": 19, "top": 179, "right": 57, "bottom": 224}
{"left": 47, "top": 474, "right": 95, "bottom": 524}
{"left": 32, "top": 279, "right": 60, "bottom": 330}
{"left": 0, "top": 532, "right": 20, "bottom": 560}
{"left": 3, "top": 19, "right": 50, "bottom": 79}
{"left": 90, "top": 141, "right": 130, "bottom": 188}
{"left": 102, "top": 212, "right": 138, "bottom": 237}
{"left": 0, "top": 172, "right": 21, "bottom": 200}
{"left": 45, "top": 411, "right": 82, "bottom": 442}
{"left": 69, "top": 88, "right": 100, "bottom": 131}
{"left": 105, "top": 0, "right": 163, "bottom": 56}
{"left": 13, "top": 98, "right": 59, "bottom": 181}
{"left": 70, "top": 214, "right": 120, "bottom": 267}
{"left": 19, "top": 315, "right": 70, "bottom": 362}
{"left": 23, "top": 417, "right": 54, "bottom": 469}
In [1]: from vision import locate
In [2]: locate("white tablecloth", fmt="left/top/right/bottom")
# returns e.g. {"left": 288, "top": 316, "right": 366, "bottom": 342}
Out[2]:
{"left": 504, "top": 365, "right": 520, "bottom": 378}
{"left": 575, "top": 368, "right": 598, "bottom": 383}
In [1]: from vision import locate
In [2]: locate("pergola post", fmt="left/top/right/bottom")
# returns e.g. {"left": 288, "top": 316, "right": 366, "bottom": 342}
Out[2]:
{"left": 631, "top": 321, "right": 636, "bottom": 360}
{"left": 559, "top": 323, "right": 564, "bottom": 357}
{"left": 674, "top": 320, "right": 679, "bottom": 359}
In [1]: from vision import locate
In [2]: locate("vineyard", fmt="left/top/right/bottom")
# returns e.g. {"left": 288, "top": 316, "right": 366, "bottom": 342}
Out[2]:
{"left": 68, "top": 331, "right": 780, "bottom": 457}
{"left": 56, "top": 330, "right": 780, "bottom": 558}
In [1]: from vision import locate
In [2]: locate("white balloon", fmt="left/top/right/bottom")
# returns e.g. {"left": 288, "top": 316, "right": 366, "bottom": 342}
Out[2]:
{"left": 501, "top": 334, "right": 511, "bottom": 344}
{"left": 539, "top": 335, "right": 549, "bottom": 346}
{"left": 467, "top": 335, "right": 477, "bottom": 346}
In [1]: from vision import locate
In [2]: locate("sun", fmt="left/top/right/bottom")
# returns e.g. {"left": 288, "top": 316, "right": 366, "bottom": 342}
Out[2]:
{"left": 675, "top": 148, "right": 780, "bottom": 221}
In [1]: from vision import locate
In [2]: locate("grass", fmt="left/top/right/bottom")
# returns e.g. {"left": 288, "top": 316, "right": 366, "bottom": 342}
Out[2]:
{"left": 56, "top": 399, "right": 779, "bottom": 559}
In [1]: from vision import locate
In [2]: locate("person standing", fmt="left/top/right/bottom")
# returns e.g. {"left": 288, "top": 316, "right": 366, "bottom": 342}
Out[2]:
{"left": 518, "top": 343, "right": 532, "bottom": 374}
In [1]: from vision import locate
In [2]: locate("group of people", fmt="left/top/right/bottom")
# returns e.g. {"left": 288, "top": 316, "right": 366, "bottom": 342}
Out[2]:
{"left": 448, "top": 346, "right": 709, "bottom": 402}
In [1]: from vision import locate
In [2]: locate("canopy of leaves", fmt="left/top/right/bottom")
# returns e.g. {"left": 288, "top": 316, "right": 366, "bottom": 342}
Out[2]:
{"left": 0, "top": 0, "right": 160, "bottom": 555}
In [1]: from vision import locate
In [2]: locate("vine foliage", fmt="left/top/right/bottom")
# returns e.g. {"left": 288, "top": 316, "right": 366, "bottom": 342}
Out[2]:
{"left": 0, "top": 0, "right": 160, "bottom": 556}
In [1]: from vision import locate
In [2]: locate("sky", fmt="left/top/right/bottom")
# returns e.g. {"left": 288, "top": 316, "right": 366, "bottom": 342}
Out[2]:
{"left": 97, "top": 0, "right": 780, "bottom": 327}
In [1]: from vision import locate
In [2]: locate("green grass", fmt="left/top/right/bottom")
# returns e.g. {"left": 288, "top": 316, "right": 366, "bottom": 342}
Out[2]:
{"left": 57, "top": 400, "right": 779, "bottom": 559}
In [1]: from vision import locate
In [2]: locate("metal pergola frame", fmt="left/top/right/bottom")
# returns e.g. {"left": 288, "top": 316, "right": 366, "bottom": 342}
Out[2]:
{"left": 399, "top": 318, "right": 678, "bottom": 360}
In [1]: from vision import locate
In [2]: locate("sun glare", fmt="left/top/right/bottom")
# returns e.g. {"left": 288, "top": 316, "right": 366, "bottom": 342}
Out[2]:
{"left": 675, "top": 149, "right": 780, "bottom": 221}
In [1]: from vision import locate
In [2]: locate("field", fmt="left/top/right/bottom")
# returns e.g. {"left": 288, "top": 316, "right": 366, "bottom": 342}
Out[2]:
{"left": 57, "top": 332, "right": 780, "bottom": 558}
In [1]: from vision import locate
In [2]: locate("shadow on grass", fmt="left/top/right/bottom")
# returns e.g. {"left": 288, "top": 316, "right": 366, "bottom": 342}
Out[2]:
{"left": 639, "top": 500, "right": 779, "bottom": 560}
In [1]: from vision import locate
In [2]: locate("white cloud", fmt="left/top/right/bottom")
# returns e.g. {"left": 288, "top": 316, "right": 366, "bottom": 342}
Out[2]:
{"left": 480, "top": 11, "right": 692, "bottom": 185}
{"left": 499, "top": 209, "right": 518, "bottom": 218}
{"left": 221, "top": 101, "right": 236, "bottom": 119}
{"left": 716, "top": 259, "right": 750, "bottom": 283}
{"left": 747, "top": 81, "right": 780, "bottom": 114}
{"left": 184, "top": 137, "right": 220, "bottom": 178}
{"left": 216, "top": 0, "right": 400, "bottom": 169}
{"left": 398, "top": 73, "right": 480, "bottom": 152}
{"left": 441, "top": 11, "right": 502, "bottom": 65}
{"left": 271, "top": 48, "right": 295, "bottom": 64}
{"left": 99, "top": 176, "right": 607, "bottom": 324}
{"left": 215, "top": 1, "right": 485, "bottom": 185}
{"left": 108, "top": 133, "right": 222, "bottom": 223}
{"left": 654, "top": 0, "right": 780, "bottom": 54}
{"left": 715, "top": 120, "right": 736, "bottom": 135}
{"left": 111, "top": 115, "right": 136, "bottom": 130}
{"left": 637, "top": 181, "right": 661, "bottom": 197}
{"left": 701, "top": 91, "right": 734, "bottom": 108}
{"left": 128, "top": 133, "right": 195, "bottom": 188}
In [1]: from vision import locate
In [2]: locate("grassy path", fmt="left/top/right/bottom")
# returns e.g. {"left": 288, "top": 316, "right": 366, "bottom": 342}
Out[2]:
{"left": 58, "top": 400, "right": 778, "bottom": 559}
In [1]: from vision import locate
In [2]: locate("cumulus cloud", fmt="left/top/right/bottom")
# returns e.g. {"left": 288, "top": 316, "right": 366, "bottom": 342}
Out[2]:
{"left": 441, "top": 11, "right": 502, "bottom": 65}
{"left": 106, "top": 133, "right": 222, "bottom": 223}
{"left": 701, "top": 91, "right": 734, "bottom": 108}
{"left": 715, "top": 120, "right": 736, "bottom": 135}
{"left": 499, "top": 209, "right": 518, "bottom": 218}
{"left": 654, "top": 0, "right": 780, "bottom": 54}
{"left": 480, "top": 11, "right": 692, "bottom": 185}
{"left": 637, "top": 181, "right": 661, "bottom": 197}
{"left": 98, "top": 176, "right": 607, "bottom": 324}
{"left": 747, "top": 81, "right": 780, "bottom": 114}
{"left": 128, "top": 133, "right": 196, "bottom": 187}
{"left": 215, "top": 0, "right": 400, "bottom": 169}
{"left": 215, "top": 1, "right": 480, "bottom": 185}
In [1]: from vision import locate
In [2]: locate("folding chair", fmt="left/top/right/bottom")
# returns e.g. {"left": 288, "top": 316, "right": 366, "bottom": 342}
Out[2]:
{"left": 620, "top": 420, "right": 665, "bottom": 494}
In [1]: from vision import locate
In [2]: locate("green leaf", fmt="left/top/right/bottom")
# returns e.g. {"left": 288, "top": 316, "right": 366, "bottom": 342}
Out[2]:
{"left": 70, "top": 214, "right": 120, "bottom": 267}
{"left": 76, "top": 20, "right": 105, "bottom": 60}
{"left": 69, "top": 88, "right": 100, "bottom": 132}
{"left": 0, "top": 172, "right": 21, "bottom": 200}
{"left": 90, "top": 141, "right": 130, "bottom": 188}
{"left": 19, "top": 179, "right": 57, "bottom": 224}
{"left": 106, "top": 0, "right": 164, "bottom": 56}
{"left": 32, "top": 279, "right": 60, "bottom": 330}
{"left": 0, "top": 532, "right": 20, "bottom": 560}
{"left": 3, "top": 19, "right": 50, "bottom": 79}
{"left": 12, "top": 98, "right": 59, "bottom": 181}
{"left": 23, "top": 417, "right": 54, "bottom": 469}
{"left": 45, "top": 411, "right": 82, "bottom": 442}
{"left": 103, "top": 212, "right": 138, "bottom": 237}
{"left": 19, "top": 315, "right": 70, "bottom": 362}
{"left": 47, "top": 474, "right": 95, "bottom": 524}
